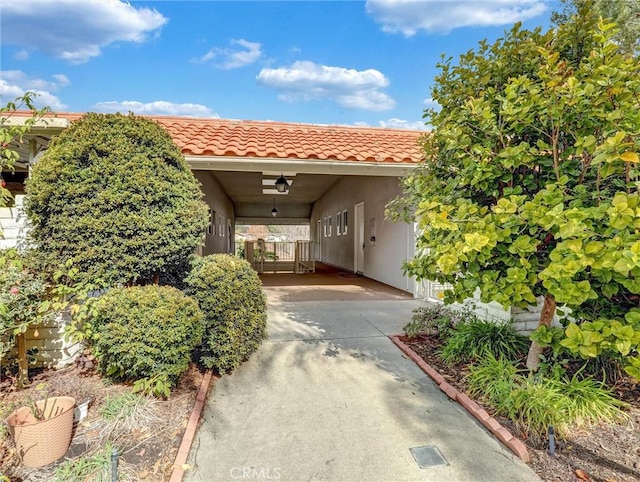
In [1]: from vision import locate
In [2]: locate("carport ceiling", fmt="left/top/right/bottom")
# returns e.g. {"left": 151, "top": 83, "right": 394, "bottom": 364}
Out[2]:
{"left": 200, "top": 170, "right": 343, "bottom": 220}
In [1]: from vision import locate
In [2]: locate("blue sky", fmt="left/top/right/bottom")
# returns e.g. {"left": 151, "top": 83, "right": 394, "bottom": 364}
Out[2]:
{"left": 1, "top": 1, "right": 558, "bottom": 130}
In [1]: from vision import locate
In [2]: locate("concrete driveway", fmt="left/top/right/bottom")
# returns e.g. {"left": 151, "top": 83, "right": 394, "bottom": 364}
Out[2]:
{"left": 185, "top": 276, "right": 540, "bottom": 482}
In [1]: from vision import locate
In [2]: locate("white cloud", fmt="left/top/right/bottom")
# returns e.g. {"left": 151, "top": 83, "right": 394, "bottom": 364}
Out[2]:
{"left": 14, "top": 50, "right": 29, "bottom": 61}
{"left": 366, "top": 0, "right": 547, "bottom": 35}
{"left": 257, "top": 61, "right": 395, "bottom": 112}
{"left": 378, "top": 118, "right": 428, "bottom": 130}
{"left": 0, "top": 70, "right": 68, "bottom": 110}
{"left": 1, "top": 0, "right": 167, "bottom": 64}
{"left": 194, "top": 39, "right": 262, "bottom": 69}
{"left": 93, "top": 100, "right": 219, "bottom": 118}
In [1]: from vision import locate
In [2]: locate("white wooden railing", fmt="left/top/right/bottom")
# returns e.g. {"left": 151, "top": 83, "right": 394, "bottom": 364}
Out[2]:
{"left": 244, "top": 240, "right": 315, "bottom": 274}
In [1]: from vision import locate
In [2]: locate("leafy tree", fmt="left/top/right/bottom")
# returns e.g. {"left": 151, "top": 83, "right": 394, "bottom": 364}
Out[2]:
{"left": 390, "top": 10, "right": 640, "bottom": 375}
{"left": 0, "top": 93, "right": 50, "bottom": 208}
{"left": 26, "top": 113, "right": 209, "bottom": 286}
{"left": 552, "top": 0, "right": 640, "bottom": 56}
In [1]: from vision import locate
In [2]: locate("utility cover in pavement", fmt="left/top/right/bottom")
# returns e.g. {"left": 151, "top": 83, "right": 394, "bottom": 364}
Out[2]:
{"left": 410, "top": 445, "right": 448, "bottom": 469}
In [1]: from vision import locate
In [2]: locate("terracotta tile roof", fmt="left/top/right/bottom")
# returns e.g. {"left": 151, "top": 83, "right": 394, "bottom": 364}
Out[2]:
{"left": 17, "top": 113, "right": 427, "bottom": 164}
{"left": 156, "top": 117, "right": 425, "bottom": 164}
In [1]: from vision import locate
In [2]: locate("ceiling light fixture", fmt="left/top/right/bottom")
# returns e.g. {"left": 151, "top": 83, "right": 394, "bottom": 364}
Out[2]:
{"left": 275, "top": 173, "right": 290, "bottom": 193}
{"left": 271, "top": 197, "right": 278, "bottom": 217}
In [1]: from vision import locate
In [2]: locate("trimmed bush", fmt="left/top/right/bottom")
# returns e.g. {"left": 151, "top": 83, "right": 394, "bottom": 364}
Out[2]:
{"left": 25, "top": 112, "right": 209, "bottom": 286}
{"left": 89, "top": 285, "right": 204, "bottom": 387}
{"left": 185, "top": 254, "right": 267, "bottom": 374}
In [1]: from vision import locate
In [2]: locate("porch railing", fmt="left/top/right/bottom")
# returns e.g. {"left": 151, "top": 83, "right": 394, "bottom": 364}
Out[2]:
{"left": 244, "top": 240, "right": 315, "bottom": 274}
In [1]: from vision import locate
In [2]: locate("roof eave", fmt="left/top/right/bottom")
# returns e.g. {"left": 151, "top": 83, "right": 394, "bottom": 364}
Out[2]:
{"left": 185, "top": 155, "right": 418, "bottom": 176}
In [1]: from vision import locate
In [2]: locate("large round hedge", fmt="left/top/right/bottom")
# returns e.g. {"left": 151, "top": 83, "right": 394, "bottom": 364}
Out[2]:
{"left": 185, "top": 254, "right": 267, "bottom": 374}
{"left": 90, "top": 285, "right": 205, "bottom": 385}
{"left": 25, "top": 113, "right": 209, "bottom": 285}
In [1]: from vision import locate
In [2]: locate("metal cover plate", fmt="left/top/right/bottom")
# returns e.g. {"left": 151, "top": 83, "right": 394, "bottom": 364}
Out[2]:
{"left": 410, "top": 445, "right": 448, "bottom": 469}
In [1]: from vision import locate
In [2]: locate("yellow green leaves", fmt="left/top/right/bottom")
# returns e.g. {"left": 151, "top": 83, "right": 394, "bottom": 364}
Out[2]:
{"left": 492, "top": 197, "right": 521, "bottom": 215}
{"left": 560, "top": 322, "right": 604, "bottom": 358}
{"left": 620, "top": 152, "right": 639, "bottom": 163}
{"left": 559, "top": 318, "right": 640, "bottom": 377}
{"left": 607, "top": 193, "right": 640, "bottom": 230}
{"left": 463, "top": 232, "right": 491, "bottom": 252}
{"left": 436, "top": 253, "right": 460, "bottom": 275}
{"left": 508, "top": 235, "right": 538, "bottom": 255}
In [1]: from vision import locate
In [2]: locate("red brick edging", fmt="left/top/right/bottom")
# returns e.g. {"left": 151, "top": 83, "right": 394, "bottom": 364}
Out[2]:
{"left": 169, "top": 370, "right": 214, "bottom": 482}
{"left": 389, "top": 335, "right": 531, "bottom": 463}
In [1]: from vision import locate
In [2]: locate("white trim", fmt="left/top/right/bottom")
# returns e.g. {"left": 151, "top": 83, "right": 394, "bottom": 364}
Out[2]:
{"left": 354, "top": 202, "right": 365, "bottom": 274}
{"left": 236, "top": 217, "right": 309, "bottom": 225}
{"left": 185, "top": 156, "right": 416, "bottom": 177}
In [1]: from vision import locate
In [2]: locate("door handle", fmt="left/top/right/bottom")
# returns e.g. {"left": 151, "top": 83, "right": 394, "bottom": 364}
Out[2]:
{"left": 362, "top": 242, "right": 365, "bottom": 250}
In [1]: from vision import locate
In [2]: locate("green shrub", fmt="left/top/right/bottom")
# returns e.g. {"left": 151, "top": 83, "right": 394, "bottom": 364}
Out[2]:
{"left": 185, "top": 254, "right": 267, "bottom": 374}
{"left": 467, "top": 354, "right": 628, "bottom": 440}
{"left": 89, "top": 285, "right": 204, "bottom": 389}
{"left": 440, "top": 318, "right": 529, "bottom": 364}
{"left": 26, "top": 112, "right": 209, "bottom": 286}
{"left": 404, "top": 304, "right": 470, "bottom": 339}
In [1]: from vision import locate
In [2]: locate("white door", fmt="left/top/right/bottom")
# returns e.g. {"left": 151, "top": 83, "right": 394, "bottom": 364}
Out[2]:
{"left": 354, "top": 202, "right": 365, "bottom": 274}
{"left": 316, "top": 219, "right": 322, "bottom": 262}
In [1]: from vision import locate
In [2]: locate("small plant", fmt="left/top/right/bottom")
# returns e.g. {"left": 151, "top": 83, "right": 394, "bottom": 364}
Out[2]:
{"left": 185, "top": 254, "right": 267, "bottom": 374}
{"left": 97, "top": 391, "right": 159, "bottom": 445}
{"left": 26, "top": 395, "right": 59, "bottom": 421}
{"left": 53, "top": 442, "right": 138, "bottom": 482}
{"left": 99, "top": 391, "right": 147, "bottom": 422}
{"left": 132, "top": 373, "right": 172, "bottom": 398}
{"left": 466, "top": 353, "right": 629, "bottom": 441}
{"left": 466, "top": 353, "right": 521, "bottom": 406}
{"left": 404, "top": 304, "right": 468, "bottom": 339}
{"left": 54, "top": 442, "right": 114, "bottom": 482}
{"left": 440, "top": 318, "right": 529, "bottom": 364}
{"left": 88, "top": 285, "right": 204, "bottom": 393}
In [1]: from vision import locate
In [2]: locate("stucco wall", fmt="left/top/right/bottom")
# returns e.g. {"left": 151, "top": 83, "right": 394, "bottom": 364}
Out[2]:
{"left": 194, "top": 171, "right": 236, "bottom": 255}
{"left": 310, "top": 176, "right": 414, "bottom": 293}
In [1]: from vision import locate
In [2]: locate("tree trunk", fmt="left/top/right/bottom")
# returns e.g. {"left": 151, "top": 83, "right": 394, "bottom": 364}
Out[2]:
{"left": 526, "top": 294, "right": 557, "bottom": 371}
{"left": 17, "top": 333, "right": 29, "bottom": 387}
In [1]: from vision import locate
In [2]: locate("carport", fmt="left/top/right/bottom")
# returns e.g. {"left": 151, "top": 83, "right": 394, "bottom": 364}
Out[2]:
{"left": 3, "top": 113, "right": 425, "bottom": 294}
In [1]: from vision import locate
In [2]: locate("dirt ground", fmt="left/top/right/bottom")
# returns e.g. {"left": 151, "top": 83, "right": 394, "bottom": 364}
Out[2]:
{"left": 403, "top": 335, "right": 640, "bottom": 482}
{"left": 0, "top": 365, "right": 203, "bottom": 481}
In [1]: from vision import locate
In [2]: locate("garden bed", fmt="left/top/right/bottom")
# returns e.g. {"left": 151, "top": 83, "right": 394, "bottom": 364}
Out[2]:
{"left": 0, "top": 364, "right": 205, "bottom": 481}
{"left": 401, "top": 334, "right": 640, "bottom": 482}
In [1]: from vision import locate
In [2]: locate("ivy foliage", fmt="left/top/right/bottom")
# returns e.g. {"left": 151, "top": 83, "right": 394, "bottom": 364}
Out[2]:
{"left": 25, "top": 113, "right": 209, "bottom": 286}
{"left": 0, "top": 248, "right": 50, "bottom": 359}
{"left": 0, "top": 92, "right": 50, "bottom": 208}
{"left": 185, "top": 254, "right": 267, "bottom": 374}
{"left": 389, "top": 8, "right": 640, "bottom": 377}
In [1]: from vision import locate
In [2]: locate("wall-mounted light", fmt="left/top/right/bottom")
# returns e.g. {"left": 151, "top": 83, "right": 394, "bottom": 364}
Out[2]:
{"left": 271, "top": 197, "right": 278, "bottom": 217}
{"left": 275, "top": 174, "right": 289, "bottom": 193}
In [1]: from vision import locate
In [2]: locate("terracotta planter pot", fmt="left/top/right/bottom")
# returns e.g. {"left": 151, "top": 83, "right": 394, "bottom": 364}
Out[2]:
{"left": 5, "top": 396, "right": 76, "bottom": 467}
